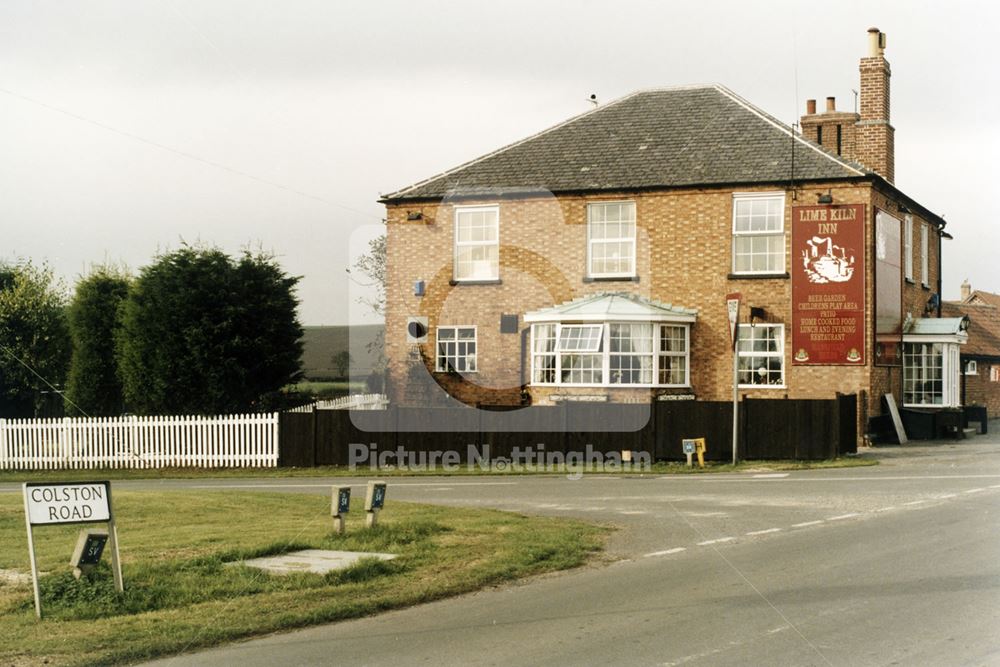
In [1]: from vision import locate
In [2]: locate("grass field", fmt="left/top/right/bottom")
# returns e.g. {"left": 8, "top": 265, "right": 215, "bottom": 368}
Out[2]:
{"left": 0, "top": 491, "right": 607, "bottom": 666}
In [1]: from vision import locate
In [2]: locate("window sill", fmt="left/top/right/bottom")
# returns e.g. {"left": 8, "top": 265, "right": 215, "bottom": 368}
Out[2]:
{"left": 921, "top": 283, "right": 931, "bottom": 290}
{"left": 905, "top": 278, "right": 915, "bottom": 285}
{"left": 449, "top": 279, "right": 501, "bottom": 286}
{"left": 738, "top": 385, "right": 787, "bottom": 390}
{"left": 583, "top": 275, "right": 640, "bottom": 283}
{"left": 728, "top": 272, "right": 789, "bottom": 280}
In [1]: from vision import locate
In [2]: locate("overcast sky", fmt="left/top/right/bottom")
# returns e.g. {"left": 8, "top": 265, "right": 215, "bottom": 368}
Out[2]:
{"left": 1, "top": 1, "right": 997, "bottom": 325}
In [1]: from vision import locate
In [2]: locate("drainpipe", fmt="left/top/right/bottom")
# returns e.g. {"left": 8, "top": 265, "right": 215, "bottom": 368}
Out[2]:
{"left": 937, "top": 223, "right": 945, "bottom": 318}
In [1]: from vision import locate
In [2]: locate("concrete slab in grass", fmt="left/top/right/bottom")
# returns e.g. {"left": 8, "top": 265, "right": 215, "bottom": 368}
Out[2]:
{"left": 234, "top": 550, "right": 397, "bottom": 576}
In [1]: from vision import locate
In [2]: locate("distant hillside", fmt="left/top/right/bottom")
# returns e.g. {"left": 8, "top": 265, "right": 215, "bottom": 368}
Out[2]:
{"left": 299, "top": 324, "right": 383, "bottom": 380}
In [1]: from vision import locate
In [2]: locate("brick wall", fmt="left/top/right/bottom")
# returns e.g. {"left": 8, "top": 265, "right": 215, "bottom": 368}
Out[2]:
{"left": 384, "top": 181, "right": 944, "bottom": 421}
{"left": 964, "top": 363, "right": 1000, "bottom": 416}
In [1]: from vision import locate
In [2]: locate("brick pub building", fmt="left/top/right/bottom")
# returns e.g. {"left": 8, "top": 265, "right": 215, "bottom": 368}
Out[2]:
{"left": 380, "top": 28, "right": 966, "bottom": 441}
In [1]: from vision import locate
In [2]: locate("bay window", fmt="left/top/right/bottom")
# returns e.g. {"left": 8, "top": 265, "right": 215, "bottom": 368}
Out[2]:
{"left": 530, "top": 321, "right": 689, "bottom": 387}
{"left": 903, "top": 341, "right": 961, "bottom": 407}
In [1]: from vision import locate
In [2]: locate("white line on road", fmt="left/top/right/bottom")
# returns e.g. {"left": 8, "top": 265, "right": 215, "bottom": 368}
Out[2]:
{"left": 746, "top": 528, "right": 782, "bottom": 536}
{"left": 827, "top": 513, "right": 861, "bottom": 521}
{"left": 619, "top": 510, "right": 648, "bottom": 515}
{"left": 792, "top": 520, "right": 824, "bottom": 528}
{"left": 903, "top": 500, "right": 928, "bottom": 506}
{"left": 752, "top": 473, "right": 790, "bottom": 479}
{"left": 190, "top": 481, "right": 519, "bottom": 489}
{"left": 937, "top": 494, "right": 958, "bottom": 499}
{"left": 990, "top": 484, "right": 1000, "bottom": 489}
{"left": 874, "top": 506, "right": 896, "bottom": 512}
{"left": 697, "top": 537, "right": 735, "bottom": 546}
{"left": 964, "top": 488, "right": 986, "bottom": 494}
{"left": 644, "top": 547, "right": 687, "bottom": 557}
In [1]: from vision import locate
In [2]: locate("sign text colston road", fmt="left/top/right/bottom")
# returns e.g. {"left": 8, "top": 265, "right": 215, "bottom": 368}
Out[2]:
{"left": 24, "top": 482, "right": 112, "bottom": 525}
{"left": 791, "top": 204, "right": 866, "bottom": 365}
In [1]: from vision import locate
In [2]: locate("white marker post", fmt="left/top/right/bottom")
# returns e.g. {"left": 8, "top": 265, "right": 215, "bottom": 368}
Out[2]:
{"left": 22, "top": 481, "right": 123, "bottom": 619}
{"left": 726, "top": 293, "right": 742, "bottom": 466}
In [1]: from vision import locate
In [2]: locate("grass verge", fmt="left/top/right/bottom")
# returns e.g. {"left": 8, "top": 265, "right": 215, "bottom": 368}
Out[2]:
{"left": 0, "top": 456, "right": 877, "bottom": 483}
{"left": 0, "top": 491, "right": 608, "bottom": 666}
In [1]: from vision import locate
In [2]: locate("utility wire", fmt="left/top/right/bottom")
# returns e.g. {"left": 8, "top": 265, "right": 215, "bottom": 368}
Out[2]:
{"left": 0, "top": 86, "right": 382, "bottom": 221}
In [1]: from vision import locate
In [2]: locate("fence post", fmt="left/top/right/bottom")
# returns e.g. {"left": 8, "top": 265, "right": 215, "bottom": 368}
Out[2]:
{"left": 0, "top": 419, "right": 6, "bottom": 470}
{"left": 310, "top": 407, "right": 318, "bottom": 468}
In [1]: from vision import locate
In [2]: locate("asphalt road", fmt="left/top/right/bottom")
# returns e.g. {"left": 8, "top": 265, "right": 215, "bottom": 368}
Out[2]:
{"left": 9, "top": 434, "right": 1000, "bottom": 666}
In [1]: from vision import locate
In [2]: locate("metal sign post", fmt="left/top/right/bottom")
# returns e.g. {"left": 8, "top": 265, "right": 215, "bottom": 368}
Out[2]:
{"left": 22, "top": 481, "right": 123, "bottom": 619}
{"left": 726, "top": 293, "right": 742, "bottom": 466}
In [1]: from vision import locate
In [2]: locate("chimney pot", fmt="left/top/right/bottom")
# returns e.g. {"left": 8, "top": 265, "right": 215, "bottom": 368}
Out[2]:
{"left": 868, "top": 27, "right": 885, "bottom": 57}
{"left": 826, "top": 96, "right": 836, "bottom": 112}
{"left": 961, "top": 279, "right": 972, "bottom": 301}
{"left": 806, "top": 99, "right": 816, "bottom": 114}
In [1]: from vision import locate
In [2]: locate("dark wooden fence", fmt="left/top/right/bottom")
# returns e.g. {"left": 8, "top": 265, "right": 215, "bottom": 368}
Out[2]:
{"left": 278, "top": 394, "right": 857, "bottom": 466}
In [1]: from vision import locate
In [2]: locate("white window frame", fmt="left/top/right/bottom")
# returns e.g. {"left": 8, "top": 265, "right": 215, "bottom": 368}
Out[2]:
{"left": 435, "top": 326, "right": 478, "bottom": 373}
{"left": 991, "top": 365, "right": 1000, "bottom": 383}
{"left": 903, "top": 215, "right": 914, "bottom": 281}
{"left": 732, "top": 192, "right": 786, "bottom": 275}
{"left": 587, "top": 201, "right": 636, "bottom": 279}
{"left": 453, "top": 205, "right": 499, "bottom": 282}
{"left": 965, "top": 360, "right": 978, "bottom": 375}
{"left": 657, "top": 324, "right": 690, "bottom": 387}
{"left": 902, "top": 339, "right": 961, "bottom": 407}
{"left": 920, "top": 223, "right": 929, "bottom": 287}
{"left": 529, "top": 321, "right": 690, "bottom": 388}
{"left": 737, "top": 323, "right": 785, "bottom": 388}
{"left": 557, "top": 324, "right": 604, "bottom": 352}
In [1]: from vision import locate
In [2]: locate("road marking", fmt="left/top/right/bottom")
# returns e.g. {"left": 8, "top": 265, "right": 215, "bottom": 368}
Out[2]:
{"left": 990, "top": 484, "right": 1000, "bottom": 489}
{"left": 644, "top": 547, "right": 686, "bottom": 558}
{"left": 792, "top": 520, "right": 824, "bottom": 528}
{"left": 903, "top": 500, "right": 927, "bottom": 506}
{"left": 619, "top": 510, "right": 648, "bottom": 515}
{"left": 191, "top": 481, "right": 519, "bottom": 489}
{"left": 964, "top": 488, "right": 985, "bottom": 494}
{"left": 752, "top": 473, "right": 789, "bottom": 479}
{"left": 827, "top": 513, "right": 860, "bottom": 521}
{"left": 874, "top": 506, "right": 896, "bottom": 512}
{"left": 937, "top": 494, "right": 958, "bottom": 499}
{"left": 697, "top": 537, "right": 735, "bottom": 546}
{"left": 746, "top": 528, "right": 782, "bottom": 536}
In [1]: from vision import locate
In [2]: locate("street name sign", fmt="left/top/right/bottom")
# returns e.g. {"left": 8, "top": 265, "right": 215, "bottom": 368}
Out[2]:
{"left": 25, "top": 482, "right": 111, "bottom": 525}
{"left": 22, "top": 481, "right": 123, "bottom": 619}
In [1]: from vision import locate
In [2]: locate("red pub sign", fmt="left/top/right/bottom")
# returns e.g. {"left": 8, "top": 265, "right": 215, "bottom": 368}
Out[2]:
{"left": 791, "top": 204, "right": 866, "bottom": 365}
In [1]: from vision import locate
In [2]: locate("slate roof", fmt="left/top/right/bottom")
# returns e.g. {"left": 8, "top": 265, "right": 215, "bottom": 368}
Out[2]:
{"left": 942, "top": 302, "right": 1000, "bottom": 359}
{"left": 382, "top": 85, "right": 867, "bottom": 202}
{"left": 524, "top": 292, "right": 698, "bottom": 323}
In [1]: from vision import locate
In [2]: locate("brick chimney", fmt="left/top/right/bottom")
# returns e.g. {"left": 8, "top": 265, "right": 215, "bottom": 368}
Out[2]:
{"left": 800, "top": 28, "right": 895, "bottom": 184}
{"left": 856, "top": 27, "right": 894, "bottom": 183}
{"left": 800, "top": 95, "right": 858, "bottom": 158}
{"left": 961, "top": 279, "right": 972, "bottom": 302}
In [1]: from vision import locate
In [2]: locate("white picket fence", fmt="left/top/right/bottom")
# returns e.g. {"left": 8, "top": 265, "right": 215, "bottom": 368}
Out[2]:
{"left": 288, "top": 393, "right": 388, "bottom": 413}
{"left": 0, "top": 413, "right": 279, "bottom": 470}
